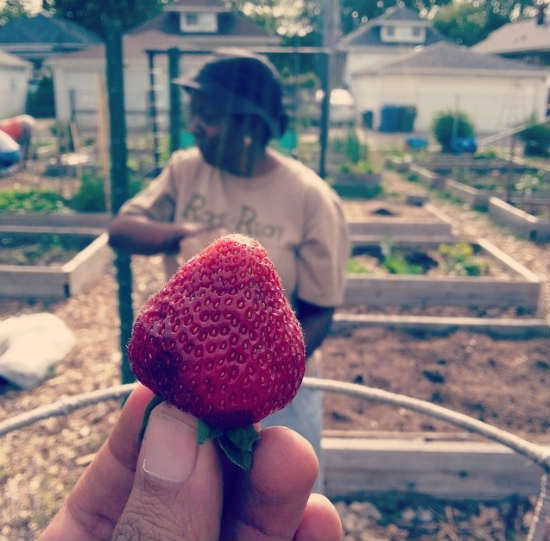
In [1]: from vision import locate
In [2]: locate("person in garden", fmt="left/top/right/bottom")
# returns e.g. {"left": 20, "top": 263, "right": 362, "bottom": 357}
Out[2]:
{"left": 108, "top": 50, "right": 349, "bottom": 491}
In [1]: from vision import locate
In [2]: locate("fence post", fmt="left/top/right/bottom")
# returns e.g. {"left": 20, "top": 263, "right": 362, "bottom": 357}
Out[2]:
{"left": 319, "top": 51, "right": 330, "bottom": 179}
{"left": 104, "top": 17, "right": 135, "bottom": 385}
{"left": 168, "top": 48, "right": 181, "bottom": 154}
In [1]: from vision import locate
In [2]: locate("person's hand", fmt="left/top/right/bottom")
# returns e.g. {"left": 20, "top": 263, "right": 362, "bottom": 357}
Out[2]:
{"left": 39, "top": 384, "right": 342, "bottom": 541}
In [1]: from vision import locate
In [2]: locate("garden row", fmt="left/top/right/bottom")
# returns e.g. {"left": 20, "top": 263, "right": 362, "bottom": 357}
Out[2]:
{"left": 387, "top": 155, "right": 549, "bottom": 242}
{"left": 1, "top": 204, "right": 546, "bottom": 338}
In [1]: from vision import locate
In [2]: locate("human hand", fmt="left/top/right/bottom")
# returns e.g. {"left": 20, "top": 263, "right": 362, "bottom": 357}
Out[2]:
{"left": 39, "top": 384, "right": 342, "bottom": 541}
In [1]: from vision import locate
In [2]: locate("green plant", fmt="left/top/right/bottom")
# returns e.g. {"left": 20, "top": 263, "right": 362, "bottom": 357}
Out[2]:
{"left": 347, "top": 258, "right": 370, "bottom": 274}
{"left": 331, "top": 130, "right": 367, "bottom": 164}
{"left": 70, "top": 172, "right": 107, "bottom": 212}
{"left": 0, "top": 188, "right": 68, "bottom": 213}
{"left": 515, "top": 172, "right": 548, "bottom": 194}
{"left": 330, "top": 183, "right": 382, "bottom": 199}
{"left": 516, "top": 115, "right": 550, "bottom": 157}
{"left": 380, "top": 240, "right": 423, "bottom": 275}
{"left": 431, "top": 110, "right": 475, "bottom": 152}
{"left": 439, "top": 243, "right": 487, "bottom": 276}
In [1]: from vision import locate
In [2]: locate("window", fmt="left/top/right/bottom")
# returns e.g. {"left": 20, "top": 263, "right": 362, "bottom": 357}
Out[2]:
{"left": 180, "top": 12, "right": 217, "bottom": 32}
{"left": 413, "top": 27, "right": 421, "bottom": 36}
{"left": 386, "top": 26, "right": 395, "bottom": 36}
{"left": 186, "top": 13, "right": 198, "bottom": 26}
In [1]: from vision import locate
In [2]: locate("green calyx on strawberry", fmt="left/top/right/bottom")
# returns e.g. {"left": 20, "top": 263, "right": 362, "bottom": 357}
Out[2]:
{"left": 129, "top": 234, "right": 306, "bottom": 469}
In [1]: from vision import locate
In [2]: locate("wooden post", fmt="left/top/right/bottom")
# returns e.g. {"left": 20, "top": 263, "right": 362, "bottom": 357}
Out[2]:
{"left": 168, "top": 47, "right": 181, "bottom": 154}
{"left": 104, "top": 17, "right": 135, "bottom": 385}
{"left": 96, "top": 73, "right": 111, "bottom": 212}
{"left": 319, "top": 51, "right": 330, "bottom": 178}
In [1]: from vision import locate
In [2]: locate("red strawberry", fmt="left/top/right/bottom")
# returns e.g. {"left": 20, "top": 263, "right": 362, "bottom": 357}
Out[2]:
{"left": 129, "top": 234, "right": 306, "bottom": 468}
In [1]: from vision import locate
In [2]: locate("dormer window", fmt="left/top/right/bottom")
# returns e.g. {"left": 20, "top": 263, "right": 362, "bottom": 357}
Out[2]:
{"left": 179, "top": 11, "right": 217, "bottom": 33}
{"left": 381, "top": 23, "right": 425, "bottom": 43}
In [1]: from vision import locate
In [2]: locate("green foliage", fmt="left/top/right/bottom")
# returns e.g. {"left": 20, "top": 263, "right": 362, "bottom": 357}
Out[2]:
{"left": 69, "top": 171, "right": 107, "bottom": 212}
{"left": 42, "top": 0, "right": 165, "bottom": 37}
{"left": 380, "top": 240, "right": 424, "bottom": 275}
{"left": 347, "top": 258, "right": 370, "bottom": 274}
{"left": 431, "top": 110, "right": 475, "bottom": 152}
{"left": 330, "top": 183, "right": 382, "bottom": 199}
{"left": 70, "top": 170, "right": 144, "bottom": 212}
{"left": 0, "top": 188, "right": 67, "bottom": 213}
{"left": 0, "top": 0, "right": 27, "bottom": 26}
{"left": 26, "top": 73, "right": 56, "bottom": 118}
{"left": 515, "top": 171, "right": 549, "bottom": 194}
{"left": 0, "top": 170, "right": 144, "bottom": 214}
{"left": 331, "top": 131, "right": 367, "bottom": 164}
{"left": 433, "top": 2, "right": 507, "bottom": 46}
{"left": 439, "top": 243, "right": 487, "bottom": 276}
{"left": 516, "top": 119, "right": 550, "bottom": 157}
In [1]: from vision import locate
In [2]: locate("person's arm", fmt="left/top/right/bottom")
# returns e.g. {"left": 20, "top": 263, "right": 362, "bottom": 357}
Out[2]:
{"left": 295, "top": 298, "right": 334, "bottom": 359}
{"left": 108, "top": 214, "right": 209, "bottom": 255}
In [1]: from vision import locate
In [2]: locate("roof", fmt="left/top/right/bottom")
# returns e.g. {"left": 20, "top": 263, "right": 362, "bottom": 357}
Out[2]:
{"left": 352, "top": 42, "right": 548, "bottom": 76}
{"left": 376, "top": 6, "right": 423, "bottom": 22}
{"left": 473, "top": 17, "right": 550, "bottom": 55}
{"left": 132, "top": 10, "right": 272, "bottom": 38}
{"left": 338, "top": 6, "right": 442, "bottom": 49}
{"left": 49, "top": 15, "right": 278, "bottom": 63}
{"left": 0, "top": 11, "right": 100, "bottom": 46}
{"left": 0, "top": 48, "right": 31, "bottom": 68}
{"left": 165, "top": 0, "right": 228, "bottom": 12}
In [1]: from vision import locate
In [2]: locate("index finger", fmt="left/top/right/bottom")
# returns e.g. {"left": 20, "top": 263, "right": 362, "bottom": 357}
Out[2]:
{"left": 39, "top": 384, "right": 154, "bottom": 541}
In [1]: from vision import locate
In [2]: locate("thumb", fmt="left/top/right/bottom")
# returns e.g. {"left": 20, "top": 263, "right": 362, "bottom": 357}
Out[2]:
{"left": 111, "top": 403, "right": 223, "bottom": 541}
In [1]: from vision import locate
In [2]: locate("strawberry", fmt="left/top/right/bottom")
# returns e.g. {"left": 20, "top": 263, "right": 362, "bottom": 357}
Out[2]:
{"left": 129, "top": 234, "right": 306, "bottom": 469}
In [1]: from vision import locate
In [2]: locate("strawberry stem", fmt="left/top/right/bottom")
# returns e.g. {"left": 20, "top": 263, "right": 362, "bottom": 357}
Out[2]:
{"left": 197, "top": 419, "right": 260, "bottom": 471}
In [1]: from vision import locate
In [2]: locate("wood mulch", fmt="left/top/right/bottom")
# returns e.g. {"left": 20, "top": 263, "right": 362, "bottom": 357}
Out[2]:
{"left": 0, "top": 159, "right": 549, "bottom": 541}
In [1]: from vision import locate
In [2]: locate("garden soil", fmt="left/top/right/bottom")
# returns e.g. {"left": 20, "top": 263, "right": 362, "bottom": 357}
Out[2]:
{"left": 1, "top": 156, "right": 549, "bottom": 541}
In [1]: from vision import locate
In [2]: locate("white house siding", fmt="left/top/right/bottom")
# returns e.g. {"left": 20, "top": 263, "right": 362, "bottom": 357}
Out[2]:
{"left": 352, "top": 71, "right": 548, "bottom": 134}
{"left": 343, "top": 47, "right": 413, "bottom": 91}
{"left": 0, "top": 64, "right": 31, "bottom": 118}
{"left": 51, "top": 54, "right": 204, "bottom": 131}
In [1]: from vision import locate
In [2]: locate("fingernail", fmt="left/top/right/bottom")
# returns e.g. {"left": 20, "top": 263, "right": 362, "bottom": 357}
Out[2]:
{"left": 142, "top": 404, "right": 198, "bottom": 483}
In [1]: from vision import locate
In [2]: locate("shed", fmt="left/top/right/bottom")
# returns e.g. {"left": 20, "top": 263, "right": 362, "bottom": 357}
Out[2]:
{"left": 0, "top": 49, "right": 32, "bottom": 118}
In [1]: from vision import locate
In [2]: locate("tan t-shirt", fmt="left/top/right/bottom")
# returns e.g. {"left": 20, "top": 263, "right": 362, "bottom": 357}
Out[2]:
{"left": 120, "top": 148, "right": 348, "bottom": 307}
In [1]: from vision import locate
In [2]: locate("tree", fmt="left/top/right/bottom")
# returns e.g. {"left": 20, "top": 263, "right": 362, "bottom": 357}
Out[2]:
{"left": 0, "top": 0, "right": 27, "bottom": 26}
{"left": 42, "top": 0, "right": 165, "bottom": 36}
{"left": 433, "top": 0, "right": 549, "bottom": 46}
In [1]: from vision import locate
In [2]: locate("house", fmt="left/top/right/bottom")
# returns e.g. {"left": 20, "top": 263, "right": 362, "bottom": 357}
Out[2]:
{"left": 47, "top": 0, "right": 279, "bottom": 130}
{"left": 350, "top": 42, "right": 548, "bottom": 133}
{"left": 472, "top": 9, "right": 550, "bottom": 67}
{"left": 0, "top": 49, "right": 32, "bottom": 118}
{"left": 336, "top": 5, "right": 445, "bottom": 90}
{"left": 0, "top": 11, "right": 100, "bottom": 73}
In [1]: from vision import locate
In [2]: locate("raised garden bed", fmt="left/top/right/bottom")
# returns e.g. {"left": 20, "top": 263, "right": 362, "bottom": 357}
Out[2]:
{"left": 0, "top": 211, "right": 112, "bottom": 228}
{"left": 489, "top": 197, "right": 550, "bottom": 242}
{"left": 344, "top": 200, "right": 456, "bottom": 243}
{"left": 0, "top": 228, "right": 112, "bottom": 299}
{"left": 344, "top": 238, "right": 541, "bottom": 312}
{"left": 402, "top": 164, "right": 550, "bottom": 242}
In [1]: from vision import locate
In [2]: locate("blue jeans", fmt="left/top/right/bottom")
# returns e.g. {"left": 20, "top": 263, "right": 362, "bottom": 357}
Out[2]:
{"left": 261, "top": 352, "right": 324, "bottom": 493}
